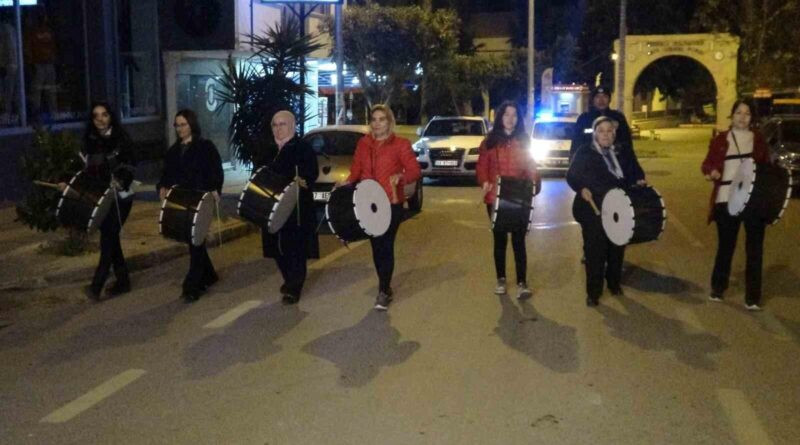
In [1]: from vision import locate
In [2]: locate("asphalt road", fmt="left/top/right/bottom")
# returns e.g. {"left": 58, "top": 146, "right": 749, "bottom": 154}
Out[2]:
{"left": 2, "top": 129, "right": 799, "bottom": 444}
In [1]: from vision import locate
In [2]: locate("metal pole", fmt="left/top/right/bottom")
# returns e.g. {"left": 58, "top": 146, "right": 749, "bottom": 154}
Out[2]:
{"left": 527, "top": 0, "right": 535, "bottom": 125}
{"left": 335, "top": 3, "right": 345, "bottom": 124}
{"left": 299, "top": 3, "right": 306, "bottom": 135}
{"left": 13, "top": 0, "right": 26, "bottom": 127}
{"left": 617, "top": 0, "right": 627, "bottom": 110}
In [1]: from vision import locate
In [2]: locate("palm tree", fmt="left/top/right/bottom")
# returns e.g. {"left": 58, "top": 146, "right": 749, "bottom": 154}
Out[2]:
{"left": 215, "top": 17, "right": 322, "bottom": 166}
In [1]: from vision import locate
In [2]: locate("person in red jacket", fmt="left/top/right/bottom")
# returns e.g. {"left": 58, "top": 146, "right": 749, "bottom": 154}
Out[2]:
{"left": 701, "top": 100, "right": 771, "bottom": 310}
{"left": 477, "top": 101, "right": 540, "bottom": 299}
{"left": 345, "top": 104, "right": 421, "bottom": 311}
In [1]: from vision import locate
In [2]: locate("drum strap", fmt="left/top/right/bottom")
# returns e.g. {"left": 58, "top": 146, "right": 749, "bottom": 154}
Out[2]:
{"left": 215, "top": 198, "right": 223, "bottom": 247}
{"left": 112, "top": 186, "right": 124, "bottom": 237}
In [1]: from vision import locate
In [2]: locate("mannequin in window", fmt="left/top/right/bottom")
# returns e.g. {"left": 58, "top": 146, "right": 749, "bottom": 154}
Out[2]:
{"left": 24, "top": 9, "right": 57, "bottom": 117}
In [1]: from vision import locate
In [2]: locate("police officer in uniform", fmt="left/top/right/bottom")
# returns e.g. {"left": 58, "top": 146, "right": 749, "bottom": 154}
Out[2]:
{"left": 570, "top": 86, "right": 634, "bottom": 161}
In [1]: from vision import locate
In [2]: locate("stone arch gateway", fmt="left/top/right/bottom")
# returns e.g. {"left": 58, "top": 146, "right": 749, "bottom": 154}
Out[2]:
{"left": 613, "top": 33, "right": 740, "bottom": 130}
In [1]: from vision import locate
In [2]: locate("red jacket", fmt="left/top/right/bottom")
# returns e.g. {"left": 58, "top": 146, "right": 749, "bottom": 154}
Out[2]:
{"left": 347, "top": 133, "right": 421, "bottom": 204}
{"left": 476, "top": 137, "right": 540, "bottom": 204}
{"left": 700, "top": 129, "right": 770, "bottom": 223}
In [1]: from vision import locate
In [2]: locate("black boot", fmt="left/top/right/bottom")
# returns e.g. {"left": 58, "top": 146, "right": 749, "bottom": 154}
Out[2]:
{"left": 108, "top": 266, "right": 131, "bottom": 297}
{"left": 88, "top": 266, "right": 109, "bottom": 301}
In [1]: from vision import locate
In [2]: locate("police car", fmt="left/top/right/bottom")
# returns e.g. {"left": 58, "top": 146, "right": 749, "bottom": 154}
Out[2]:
{"left": 529, "top": 115, "right": 576, "bottom": 175}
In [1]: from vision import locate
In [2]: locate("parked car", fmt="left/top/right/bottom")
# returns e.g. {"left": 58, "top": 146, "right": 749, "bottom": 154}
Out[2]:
{"left": 529, "top": 116, "right": 576, "bottom": 175}
{"left": 303, "top": 125, "right": 424, "bottom": 210}
{"left": 761, "top": 115, "right": 800, "bottom": 195}
{"left": 413, "top": 116, "right": 489, "bottom": 178}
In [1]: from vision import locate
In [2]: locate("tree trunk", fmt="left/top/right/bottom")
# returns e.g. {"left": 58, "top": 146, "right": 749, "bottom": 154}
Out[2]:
{"left": 482, "top": 88, "right": 490, "bottom": 119}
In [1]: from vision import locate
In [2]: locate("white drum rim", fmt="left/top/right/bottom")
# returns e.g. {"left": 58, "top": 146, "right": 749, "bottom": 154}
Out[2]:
{"left": 354, "top": 179, "right": 391, "bottom": 237}
{"left": 192, "top": 191, "right": 214, "bottom": 246}
{"left": 727, "top": 158, "right": 755, "bottom": 216}
{"left": 602, "top": 188, "right": 635, "bottom": 246}
{"left": 88, "top": 188, "right": 115, "bottom": 233}
{"left": 267, "top": 181, "right": 299, "bottom": 234}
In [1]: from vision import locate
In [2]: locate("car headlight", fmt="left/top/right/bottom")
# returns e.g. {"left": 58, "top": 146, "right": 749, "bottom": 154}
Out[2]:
{"left": 468, "top": 147, "right": 479, "bottom": 155}
{"left": 530, "top": 140, "right": 550, "bottom": 162}
{"left": 413, "top": 142, "right": 427, "bottom": 155}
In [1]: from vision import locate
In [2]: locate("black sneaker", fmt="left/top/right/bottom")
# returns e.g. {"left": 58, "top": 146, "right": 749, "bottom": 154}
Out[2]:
{"left": 107, "top": 280, "right": 131, "bottom": 297}
{"left": 608, "top": 286, "right": 624, "bottom": 296}
{"left": 84, "top": 285, "right": 102, "bottom": 302}
{"left": 586, "top": 296, "right": 599, "bottom": 307}
{"left": 374, "top": 291, "right": 391, "bottom": 311}
{"left": 281, "top": 293, "right": 300, "bottom": 305}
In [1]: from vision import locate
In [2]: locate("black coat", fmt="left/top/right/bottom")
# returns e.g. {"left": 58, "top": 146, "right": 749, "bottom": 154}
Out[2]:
{"left": 157, "top": 138, "right": 224, "bottom": 193}
{"left": 570, "top": 108, "right": 633, "bottom": 160}
{"left": 81, "top": 129, "right": 136, "bottom": 194}
{"left": 257, "top": 136, "right": 320, "bottom": 259}
{"left": 566, "top": 143, "right": 645, "bottom": 223}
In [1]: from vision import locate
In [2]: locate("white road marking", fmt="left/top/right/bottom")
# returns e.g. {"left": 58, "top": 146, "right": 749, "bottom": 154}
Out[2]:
{"left": 40, "top": 369, "right": 146, "bottom": 423}
{"left": 667, "top": 214, "right": 705, "bottom": 248}
{"left": 309, "top": 240, "right": 367, "bottom": 270}
{"left": 675, "top": 307, "right": 706, "bottom": 334}
{"left": 717, "top": 389, "right": 774, "bottom": 445}
{"left": 204, "top": 300, "right": 263, "bottom": 329}
{"left": 753, "top": 312, "right": 793, "bottom": 341}
{"left": 531, "top": 221, "right": 579, "bottom": 230}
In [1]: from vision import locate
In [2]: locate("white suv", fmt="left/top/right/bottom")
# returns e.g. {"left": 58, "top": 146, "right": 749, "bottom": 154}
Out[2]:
{"left": 529, "top": 116, "right": 576, "bottom": 175}
{"left": 413, "top": 116, "right": 489, "bottom": 178}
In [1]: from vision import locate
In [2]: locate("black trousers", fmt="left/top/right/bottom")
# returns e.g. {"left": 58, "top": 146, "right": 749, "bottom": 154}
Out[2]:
{"left": 184, "top": 243, "right": 217, "bottom": 295}
{"left": 711, "top": 204, "right": 766, "bottom": 303}
{"left": 370, "top": 204, "right": 403, "bottom": 292}
{"left": 271, "top": 224, "right": 309, "bottom": 298}
{"left": 486, "top": 205, "right": 527, "bottom": 283}
{"left": 578, "top": 214, "right": 625, "bottom": 299}
{"left": 92, "top": 198, "right": 133, "bottom": 290}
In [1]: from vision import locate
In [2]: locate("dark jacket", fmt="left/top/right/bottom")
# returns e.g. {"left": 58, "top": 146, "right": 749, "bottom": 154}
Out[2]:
{"left": 567, "top": 143, "right": 645, "bottom": 223}
{"left": 570, "top": 108, "right": 633, "bottom": 160}
{"left": 700, "top": 129, "right": 770, "bottom": 223}
{"left": 157, "top": 138, "right": 224, "bottom": 193}
{"left": 82, "top": 129, "right": 136, "bottom": 189}
{"left": 257, "top": 136, "right": 320, "bottom": 259}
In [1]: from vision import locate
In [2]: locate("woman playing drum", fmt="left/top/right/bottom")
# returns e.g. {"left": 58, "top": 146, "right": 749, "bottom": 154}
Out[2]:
{"left": 567, "top": 116, "right": 646, "bottom": 307}
{"left": 702, "top": 100, "right": 770, "bottom": 310}
{"left": 476, "top": 101, "right": 540, "bottom": 300}
{"left": 157, "top": 109, "right": 224, "bottom": 303}
{"left": 342, "top": 104, "right": 420, "bottom": 311}
{"left": 256, "top": 110, "right": 319, "bottom": 305}
{"left": 58, "top": 102, "right": 136, "bottom": 301}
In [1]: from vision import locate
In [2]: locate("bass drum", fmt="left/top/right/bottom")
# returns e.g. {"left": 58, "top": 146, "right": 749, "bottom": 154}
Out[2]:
{"left": 238, "top": 166, "right": 298, "bottom": 234}
{"left": 56, "top": 171, "right": 115, "bottom": 233}
{"left": 326, "top": 179, "right": 391, "bottom": 243}
{"left": 727, "top": 158, "right": 792, "bottom": 224}
{"left": 159, "top": 187, "right": 214, "bottom": 246}
{"left": 492, "top": 176, "right": 535, "bottom": 233}
{"left": 601, "top": 186, "right": 666, "bottom": 246}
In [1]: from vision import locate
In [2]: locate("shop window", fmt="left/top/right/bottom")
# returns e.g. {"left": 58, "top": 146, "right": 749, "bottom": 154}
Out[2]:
{"left": 118, "top": 0, "right": 159, "bottom": 118}
{"left": 21, "top": 2, "right": 88, "bottom": 124}
{"left": 0, "top": 5, "right": 20, "bottom": 127}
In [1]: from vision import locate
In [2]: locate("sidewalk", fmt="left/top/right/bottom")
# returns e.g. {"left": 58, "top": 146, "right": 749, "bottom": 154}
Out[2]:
{"left": 0, "top": 169, "right": 255, "bottom": 292}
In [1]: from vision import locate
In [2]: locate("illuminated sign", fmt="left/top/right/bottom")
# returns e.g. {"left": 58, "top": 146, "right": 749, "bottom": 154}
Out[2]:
{"left": 260, "top": 0, "right": 342, "bottom": 4}
{"left": 0, "top": 1, "right": 38, "bottom": 6}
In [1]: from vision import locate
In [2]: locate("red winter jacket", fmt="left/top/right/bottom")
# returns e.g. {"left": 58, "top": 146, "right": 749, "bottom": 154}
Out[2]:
{"left": 700, "top": 129, "right": 770, "bottom": 223}
{"left": 347, "top": 133, "right": 421, "bottom": 204}
{"left": 476, "top": 136, "right": 541, "bottom": 204}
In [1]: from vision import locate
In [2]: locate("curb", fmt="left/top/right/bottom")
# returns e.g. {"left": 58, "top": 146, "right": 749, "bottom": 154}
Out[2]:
{"left": 3, "top": 219, "right": 259, "bottom": 290}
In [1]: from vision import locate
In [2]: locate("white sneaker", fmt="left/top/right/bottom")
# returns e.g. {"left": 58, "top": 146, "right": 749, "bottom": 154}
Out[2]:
{"left": 517, "top": 283, "right": 532, "bottom": 300}
{"left": 494, "top": 279, "right": 507, "bottom": 295}
{"left": 745, "top": 303, "right": 762, "bottom": 311}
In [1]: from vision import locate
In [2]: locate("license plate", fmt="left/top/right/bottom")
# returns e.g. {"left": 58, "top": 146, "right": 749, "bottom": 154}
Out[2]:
{"left": 313, "top": 191, "right": 331, "bottom": 201}
{"left": 434, "top": 160, "right": 459, "bottom": 166}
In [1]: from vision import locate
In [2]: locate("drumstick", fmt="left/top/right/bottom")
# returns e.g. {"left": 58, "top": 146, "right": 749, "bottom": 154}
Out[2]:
{"left": 34, "top": 180, "right": 60, "bottom": 190}
{"left": 589, "top": 198, "right": 601, "bottom": 216}
{"left": 391, "top": 177, "right": 399, "bottom": 204}
{"left": 295, "top": 166, "right": 301, "bottom": 226}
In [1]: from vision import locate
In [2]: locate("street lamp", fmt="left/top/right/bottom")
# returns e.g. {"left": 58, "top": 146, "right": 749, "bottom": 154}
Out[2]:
{"left": 527, "top": 0, "right": 534, "bottom": 126}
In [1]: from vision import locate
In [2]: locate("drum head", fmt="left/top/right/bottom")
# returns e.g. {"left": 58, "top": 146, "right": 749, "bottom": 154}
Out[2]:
{"left": 601, "top": 188, "right": 635, "bottom": 246}
{"left": 353, "top": 179, "right": 391, "bottom": 237}
{"left": 192, "top": 192, "right": 215, "bottom": 246}
{"left": 87, "top": 188, "right": 116, "bottom": 233}
{"left": 727, "top": 158, "right": 755, "bottom": 216}
{"left": 267, "top": 181, "right": 299, "bottom": 234}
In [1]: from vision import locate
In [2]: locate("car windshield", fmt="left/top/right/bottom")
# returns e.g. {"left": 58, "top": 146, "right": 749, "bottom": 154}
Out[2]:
{"left": 782, "top": 121, "right": 800, "bottom": 143}
{"left": 305, "top": 131, "right": 363, "bottom": 156}
{"left": 424, "top": 120, "right": 485, "bottom": 137}
{"left": 533, "top": 122, "right": 574, "bottom": 140}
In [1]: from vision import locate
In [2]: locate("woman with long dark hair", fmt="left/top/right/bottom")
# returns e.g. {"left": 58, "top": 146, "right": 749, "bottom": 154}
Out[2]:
{"left": 476, "top": 101, "right": 540, "bottom": 299}
{"left": 59, "top": 102, "right": 136, "bottom": 301}
{"left": 157, "top": 109, "right": 224, "bottom": 303}
{"left": 702, "top": 100, "right": 770, "bottom": 310}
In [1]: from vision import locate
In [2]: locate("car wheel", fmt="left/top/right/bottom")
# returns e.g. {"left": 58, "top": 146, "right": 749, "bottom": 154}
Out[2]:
{"left": 408, "top": 180, "right": 423, "bottom": 211}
